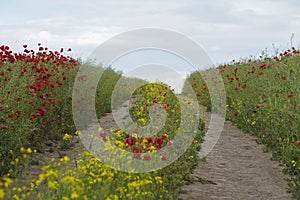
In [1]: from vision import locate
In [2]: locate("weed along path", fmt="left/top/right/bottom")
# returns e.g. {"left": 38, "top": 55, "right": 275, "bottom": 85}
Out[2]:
{"left": 179, "top": 113, "right": 293, "bottom": 200}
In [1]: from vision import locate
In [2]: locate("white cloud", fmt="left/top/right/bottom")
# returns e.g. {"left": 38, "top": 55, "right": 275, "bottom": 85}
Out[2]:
{"left": 1, "top": 0, "right": 300, "bottom": 66}
{"left": 26, "top": 31, "right": 57, "bottom": 42}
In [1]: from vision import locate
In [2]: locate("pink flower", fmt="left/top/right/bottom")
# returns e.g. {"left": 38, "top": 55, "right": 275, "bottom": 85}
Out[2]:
{"left": 295, "top": 140, "right": 300, "bottom": 146}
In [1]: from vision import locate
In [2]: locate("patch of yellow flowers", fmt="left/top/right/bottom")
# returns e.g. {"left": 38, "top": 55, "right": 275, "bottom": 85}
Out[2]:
{"left": 1, "top": 148, "right": 167, "bottom": 200}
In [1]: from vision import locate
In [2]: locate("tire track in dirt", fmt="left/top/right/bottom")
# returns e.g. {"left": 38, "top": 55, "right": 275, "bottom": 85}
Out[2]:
{"left": 179, "top": 114, "right": 293, "bottom": 200}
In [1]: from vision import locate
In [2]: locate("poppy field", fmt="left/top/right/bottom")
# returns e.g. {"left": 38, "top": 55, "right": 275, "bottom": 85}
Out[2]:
{"left": 184, "top": 48, "right": 300, "bottom": 198}
{"left": 1, "top": 43, "right": 299, "bottom": 199}
{"left": 0, "top": 45, "right": 204, "bottom": 199}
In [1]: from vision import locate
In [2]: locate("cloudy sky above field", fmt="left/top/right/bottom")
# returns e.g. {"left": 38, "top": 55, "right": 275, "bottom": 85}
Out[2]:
{"left": 1, "top": 0, "right": 300, "bottom": 87}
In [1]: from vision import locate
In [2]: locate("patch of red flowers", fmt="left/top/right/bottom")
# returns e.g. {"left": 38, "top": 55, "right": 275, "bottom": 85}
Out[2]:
{"left": 0, "top": 44, "right": 78, "bottom": 131}
{"left": 123, "top": 133, "right": 167, "bottom": 153}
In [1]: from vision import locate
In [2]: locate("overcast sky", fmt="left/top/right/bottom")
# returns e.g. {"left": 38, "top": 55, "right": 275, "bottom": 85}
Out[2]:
{"left": 1, "top": 0, "right": 300, "bottom": 83}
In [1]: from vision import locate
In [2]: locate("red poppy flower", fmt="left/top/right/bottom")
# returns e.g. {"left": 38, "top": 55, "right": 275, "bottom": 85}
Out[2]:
{"left": 2, "top": 125, "right": 8, "bottom": 130}
{"left": 296, "top": 140, "right": 300, "bottom": 146}
{"left": 285, "top": 94, "right": 293, "bottom": 99}
{"left": 36, "top": 108, "right": 46, "bottom": 116}
{"left": 124, "top": 138, "right": 130, "bottom": 146}
{"left": 8, "top": 113, "right": 14, "bottom": 119}
{"left": 154, "top": 138, "right": 164, "bottom": 145}
{"left": 147, "top": 137, "right": 153, "bottom": 144}
{"left": 253, "top": 104, "right": 260, "bottom": 109}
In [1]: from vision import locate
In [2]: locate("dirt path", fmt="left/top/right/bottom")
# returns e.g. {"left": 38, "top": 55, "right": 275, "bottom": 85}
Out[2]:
{"left": 179, "top": 114, "right": 293, "bottom": 200}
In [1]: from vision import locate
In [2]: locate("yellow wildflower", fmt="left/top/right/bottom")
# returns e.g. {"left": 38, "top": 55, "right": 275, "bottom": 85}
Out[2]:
{"left": 75, "top": 130, "right": 81, "bottom": 136}
{"left": 106, "top": 195, "right": 119, "bottom": 200}
{"left": 63, "top": 133, "right": 72, "bottom": 141}
{"left": 0, "top": 189, "right": 4, "bottom": 199}
{"left": 60, "top": 156, "right": 70, "bottom": 163}
{"left": 138, "top": 118, "right": 147, "bottom": 124}
{"left": 3, "top": 177, "right": 13, "bottom": 188}
{"left": 115, "top": 130, "right": 124, "bottom": 138}
{"left": 71, "top": 191, "right": 79, "bottom": 199}
{"left": 12, "top": 194, "right": 20, "bottom": 200}
{"left": 188, "top": 155, "right": 194, "bottom": 160}
{"left": 47, "top": 181, "right": 59, "bottom": 190}
{"left": 20, "top": 147, "right": 26, "bottom": 153}
{"left": 27, "top": 147, "right": 32, "bottom": 154}
{"left": 155, "top": 176, "right": 163, "bottom": 184}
